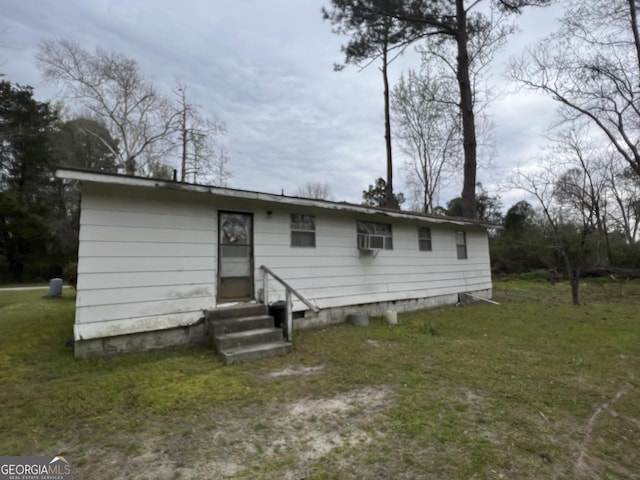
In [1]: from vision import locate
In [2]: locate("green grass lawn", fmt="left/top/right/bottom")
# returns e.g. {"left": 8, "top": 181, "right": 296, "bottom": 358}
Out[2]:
{"left": 1, "top": 280, "right": 639, "bottom": 479}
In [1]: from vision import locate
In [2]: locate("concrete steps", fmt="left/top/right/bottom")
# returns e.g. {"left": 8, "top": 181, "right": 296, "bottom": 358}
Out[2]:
{"left": 211, "top": 315, "right": 274, "bottom": 336}
{"left": 218, "top": 341, "right": 292, "bottom": 365}
{"left": 206, "top": 304, "right": 291, "bottom": 364}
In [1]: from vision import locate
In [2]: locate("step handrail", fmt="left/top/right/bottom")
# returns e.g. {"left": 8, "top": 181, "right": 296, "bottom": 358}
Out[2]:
{"left": 260, "top": 265, "right": 320, "bottom": 342}
{"left": 260, "top": 265, "right": 320, "bottom": 312}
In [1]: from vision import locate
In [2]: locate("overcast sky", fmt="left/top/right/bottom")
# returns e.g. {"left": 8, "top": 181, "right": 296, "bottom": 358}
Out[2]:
{"left": 2, "top": 0, "right": 564, "bottom": 209}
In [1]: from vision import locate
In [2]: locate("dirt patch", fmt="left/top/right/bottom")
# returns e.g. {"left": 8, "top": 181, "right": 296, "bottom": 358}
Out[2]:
{"left": 455, "top": 387, "right": 486, "bottom": 406}
{"left": 263, "top": 364, "right": 326, "bottom": 378}
{"left": 574, "top": 381, "right": 638, "bottom": 479}
{"left": 67, "top": 385, "right": 395, "bottom": 479}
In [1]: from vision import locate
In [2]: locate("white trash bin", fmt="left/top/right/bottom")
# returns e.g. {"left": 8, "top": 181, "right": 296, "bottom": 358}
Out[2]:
{"left": 385, "top": 310, "right": 398, "bottom": 325}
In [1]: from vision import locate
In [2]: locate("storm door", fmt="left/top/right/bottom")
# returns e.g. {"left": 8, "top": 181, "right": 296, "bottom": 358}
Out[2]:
{"left": 218, "top": 211, "right": 254, "bottom": 302}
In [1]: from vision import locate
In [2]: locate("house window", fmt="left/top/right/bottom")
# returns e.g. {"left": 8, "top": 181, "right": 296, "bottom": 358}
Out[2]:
{"left": 291, "top": 214, "right": 315, "bottom": 247}
{"left": 357, "top": 221, "right": 393, "bottom": 250}
{"left": 456, "top": 231, "right": 467, "bottom": 259}
{"left": 418, "top": 227, "right": 432, "bottom": 251}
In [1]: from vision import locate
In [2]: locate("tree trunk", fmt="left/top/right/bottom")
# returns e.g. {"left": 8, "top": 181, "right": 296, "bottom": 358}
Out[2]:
{"left": 423, "top": 176, "right": 429, "bottom": 213}
{"left": 629, "top": 0, "right": 640, "bottom": 75}
{"left": 602, "top": 217, "right": 613, "bottom": 266}
{"left": 180, "top": 106, "right": 188, "bottom": 182}
{"left": 570, "top": 273, "right": 580, "bottom": 306}
{"left": 456, "top": 0, "right": 477, "bottom": 219}
{"left": 559, "top": 248, "right": 581, "bottom": 305}
{"left": 125, "top": 156, "right": 136, "bottom": 175}
{"left": 382, "top": 43, "right": 398, "bottom": 209}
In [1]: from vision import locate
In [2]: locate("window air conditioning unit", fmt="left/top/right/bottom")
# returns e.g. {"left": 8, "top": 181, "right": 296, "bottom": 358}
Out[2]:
{"left": 358, "top": 234, "right": 384, "bottom": 252}
{"left": 358, "top": 234, "right": 372, "bottom": 250}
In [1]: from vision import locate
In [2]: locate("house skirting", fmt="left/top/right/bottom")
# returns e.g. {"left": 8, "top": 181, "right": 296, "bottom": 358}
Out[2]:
{"left": 74, "top": 318, "right": 207, "bottom": 359}
{"left": 298, "top": 289, "right": 493, "bottom": 329}
{"left": 73, "top": 289, "right": 492, "bottom": 359}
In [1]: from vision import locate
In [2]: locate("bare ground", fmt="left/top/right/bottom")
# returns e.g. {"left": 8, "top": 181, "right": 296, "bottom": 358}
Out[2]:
{"left": 65, "top": 365, "right": 395, "bottom": 480}
{"left": 56, "top": 365, "right": 640, "bottom": 480}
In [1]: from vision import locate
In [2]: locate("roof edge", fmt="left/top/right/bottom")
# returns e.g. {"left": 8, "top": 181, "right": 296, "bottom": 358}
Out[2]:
{"left": 55, "top": 167, "right": 499, "bottom": 229}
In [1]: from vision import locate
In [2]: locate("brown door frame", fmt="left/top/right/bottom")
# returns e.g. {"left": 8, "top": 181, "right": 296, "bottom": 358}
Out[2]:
{"left": 217, "top": 210, "right": 254, "bottom": 303}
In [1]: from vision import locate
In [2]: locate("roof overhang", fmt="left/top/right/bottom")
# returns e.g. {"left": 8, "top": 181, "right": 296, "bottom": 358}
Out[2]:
{"left": 55, "top": 167, "right": 498, "bottom": 229}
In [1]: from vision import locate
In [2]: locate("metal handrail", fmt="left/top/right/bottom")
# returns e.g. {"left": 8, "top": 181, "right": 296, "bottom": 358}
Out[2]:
{"left": 260, "top": 265, "right": 320, "bottom": 342}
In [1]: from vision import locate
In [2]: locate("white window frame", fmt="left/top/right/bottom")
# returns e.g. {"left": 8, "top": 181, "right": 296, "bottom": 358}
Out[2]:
{"left": 418, "top": 227, "right": 432, "bottom": 251}
{"left": 357, "top": 221, "right": 393, "bottom": 250}
{"left": 456, "top": 231, "right": 467, "bottom": 260}
{"left": 291, "top": 214, "right": 316, "bottom": 248}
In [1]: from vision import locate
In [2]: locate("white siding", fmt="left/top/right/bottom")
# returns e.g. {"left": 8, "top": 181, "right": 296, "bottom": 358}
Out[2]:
{"left": 254, "top": 209, "right": 492, "bottom": 312}
{"left": 75, "top": 182, "right": 492, "bottom": 340}
{"left": 75, "top": 184, "right": 217, "bottom": 341}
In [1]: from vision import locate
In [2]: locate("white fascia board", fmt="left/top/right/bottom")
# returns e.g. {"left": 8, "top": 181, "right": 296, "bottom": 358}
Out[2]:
{"left": 55, "top": 167, "right": 495, "bottom": 229}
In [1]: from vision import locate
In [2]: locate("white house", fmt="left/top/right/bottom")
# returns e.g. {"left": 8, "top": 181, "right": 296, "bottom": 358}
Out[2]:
{"left": 56, "top": 168, "right": 495, "bottom": 359}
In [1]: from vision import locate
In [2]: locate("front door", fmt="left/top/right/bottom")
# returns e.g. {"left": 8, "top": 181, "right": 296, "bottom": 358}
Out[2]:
{"left": 218, "top": 211, "right": 254, "bottom": 302}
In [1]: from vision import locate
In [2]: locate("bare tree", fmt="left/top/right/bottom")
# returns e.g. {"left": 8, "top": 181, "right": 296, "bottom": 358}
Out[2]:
{"left": 391, "top": 9, "right": 507, "bottom": 213}
{"left": 173, "top": 81, "right": 230, "bottom": 185}
{"left": 511, "top": 165, "right": 588, "bottom": 305}
{"left": 36, "top": 38, "right": 176, "bottom": 175}
{"left": 375, "top": 0, "right": 551, "bottom": 218}
{"left": 551, "top": 125, "right": 612, "bottom": 263}
{"left": 510, "top": 125, "right": 615, "bottom": 305}
{"left": 207, "top": 150, "right": 232, "bottom": 188}
{"left": 296, "top": 181, "right": 333, "bottom": 200}
{"left": 324, "top": 1, "right": 552, "bottom": 217}
{"left": 510, "top": 0, "right": 640, "bottom": 179}
{"left": 605, "top": 155, "right": 640, "bottom": 244}
{"left": 392, "top": 68, "right": 461, "bottom": 212}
